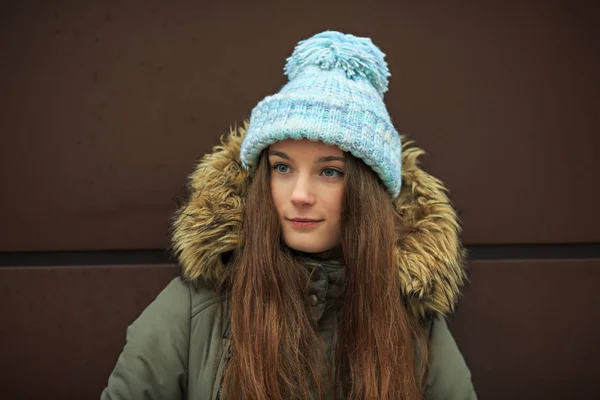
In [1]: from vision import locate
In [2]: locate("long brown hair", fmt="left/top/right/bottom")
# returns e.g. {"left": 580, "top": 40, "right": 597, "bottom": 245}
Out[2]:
{"left": 220, "top": 150, "right": 429, "bottom": 399}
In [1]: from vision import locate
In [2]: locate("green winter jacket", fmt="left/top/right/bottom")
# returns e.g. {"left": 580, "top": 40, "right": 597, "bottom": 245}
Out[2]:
{"left": 101, "top": 124, "right": 476, "bottom": 400}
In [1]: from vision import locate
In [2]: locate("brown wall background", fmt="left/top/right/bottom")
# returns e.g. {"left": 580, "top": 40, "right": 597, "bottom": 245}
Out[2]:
{"left": 1, "top": 1, "right": 599, "bottom": 399}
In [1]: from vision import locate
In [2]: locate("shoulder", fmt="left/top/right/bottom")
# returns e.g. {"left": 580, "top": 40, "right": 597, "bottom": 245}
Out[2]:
{"left": 125, "top": 277, "right": 226, "bottom": 348}
{"left": 127, "top": 277, "right": 191, "bottom": 336}
{"left": 101, "top": 278, "right": 196, "bottom": 399}
{"left": 142, "top": 276, "right": 226, "bottom": 317}
{"left": 101, "top": 277, "right": 228, "bottom": 399}
{"left": 189, "top": 278, "right": 228, "bottom": 317}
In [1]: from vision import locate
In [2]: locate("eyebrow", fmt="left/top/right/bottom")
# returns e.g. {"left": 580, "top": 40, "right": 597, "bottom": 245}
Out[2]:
{"left": 269, "top": 150, "right": 345, "bottom": 163}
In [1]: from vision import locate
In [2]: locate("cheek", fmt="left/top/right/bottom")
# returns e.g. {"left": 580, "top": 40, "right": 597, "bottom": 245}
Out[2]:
{"left": 326, "top": 187, "right": 344, "bottom": 224}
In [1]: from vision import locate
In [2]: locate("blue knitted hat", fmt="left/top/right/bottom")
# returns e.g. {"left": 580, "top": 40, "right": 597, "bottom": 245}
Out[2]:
{"left": 241, "top": 30, "right": 402, "bottom": 198}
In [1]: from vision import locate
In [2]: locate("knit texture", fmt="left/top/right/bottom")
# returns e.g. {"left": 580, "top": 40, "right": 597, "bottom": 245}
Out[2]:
{"left": 240, "top": 30, "right": 403, "bottom": 198}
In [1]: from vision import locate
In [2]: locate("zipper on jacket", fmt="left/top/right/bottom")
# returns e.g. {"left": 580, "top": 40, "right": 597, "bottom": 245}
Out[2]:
{"left": 216, "top": 340, "right": 231, "bottom": 400}
{"left": 216, "top": 322, "right": 232, "bottom": 400}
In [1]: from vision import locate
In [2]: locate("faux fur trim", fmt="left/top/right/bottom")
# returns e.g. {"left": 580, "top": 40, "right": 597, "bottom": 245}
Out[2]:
{"left": 171, "top": 122, "right": 467, "bottom": 318}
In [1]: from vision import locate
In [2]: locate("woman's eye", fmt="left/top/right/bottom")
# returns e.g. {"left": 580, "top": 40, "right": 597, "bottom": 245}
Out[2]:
{"left": 274, "top": 164, "right": 291, "bottom": 173}
{"left": 321, "top": 168, "right": 343, "bottom": 178}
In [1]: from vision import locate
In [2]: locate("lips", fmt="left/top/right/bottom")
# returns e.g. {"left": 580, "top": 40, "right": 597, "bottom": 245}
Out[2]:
{"left": 287, "top": 217, "right": 323, "bottom": 228}
{"left": 289, "top": 218, "right": 321, "bottom": 222}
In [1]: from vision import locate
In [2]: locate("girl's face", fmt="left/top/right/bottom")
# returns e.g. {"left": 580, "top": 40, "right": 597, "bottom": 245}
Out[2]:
{"left": 268, "top": 139, "right": 345, "bottom": 254}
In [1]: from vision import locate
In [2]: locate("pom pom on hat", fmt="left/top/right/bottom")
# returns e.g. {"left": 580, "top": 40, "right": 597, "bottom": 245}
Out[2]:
{"left": 284, "top": 31, "right": 391, "bottom": 97}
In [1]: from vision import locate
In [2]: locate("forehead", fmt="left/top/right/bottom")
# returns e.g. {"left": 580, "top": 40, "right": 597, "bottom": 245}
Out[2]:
{"left": 269, "top": 139, "right": 343, "bottom": 156}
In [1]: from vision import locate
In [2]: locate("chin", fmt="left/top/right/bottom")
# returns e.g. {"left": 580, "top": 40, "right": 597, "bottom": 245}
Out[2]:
{"left": 283, "top": 235, "right": 333, "bottom": 254}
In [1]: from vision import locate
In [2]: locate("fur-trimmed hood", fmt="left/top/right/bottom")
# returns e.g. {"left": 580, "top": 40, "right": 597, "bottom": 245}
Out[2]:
{"left": 171, "top": 122, "right": 467, "bottom": 319}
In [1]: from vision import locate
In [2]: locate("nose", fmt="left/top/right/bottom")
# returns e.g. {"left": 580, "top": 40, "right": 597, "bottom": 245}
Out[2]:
{"left": 290, "top": 175, "right": 315, "bottom": 206}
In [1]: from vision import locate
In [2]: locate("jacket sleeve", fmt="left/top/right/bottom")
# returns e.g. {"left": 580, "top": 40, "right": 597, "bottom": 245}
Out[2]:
{"left": 424, "top": 316, "right": 477, "bottom": 400}
{"left": 101, "top": 278, "right": 191, "bottom": 400}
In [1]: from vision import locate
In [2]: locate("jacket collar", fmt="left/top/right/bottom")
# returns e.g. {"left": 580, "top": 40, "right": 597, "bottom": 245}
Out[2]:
{"left": 297, "top": 256, "right": 344, "bottom": 321}
{"left": 171, "top": 122, "right": 467, "bottom": 319}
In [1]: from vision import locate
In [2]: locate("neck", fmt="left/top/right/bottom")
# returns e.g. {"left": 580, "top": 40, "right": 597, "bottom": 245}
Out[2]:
{"left": 289, "top": 244, "right": 344, "bottom": 262}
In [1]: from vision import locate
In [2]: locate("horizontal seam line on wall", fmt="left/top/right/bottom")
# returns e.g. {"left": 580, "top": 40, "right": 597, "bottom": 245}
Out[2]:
{"left": 0, "top": 250, "right": 175, "bottom": 267}
{"left": 0, "top": 243, "right": 599, "bottom": 266}
{"left": 466, "top": 243, "right": 600, "bottom": 261}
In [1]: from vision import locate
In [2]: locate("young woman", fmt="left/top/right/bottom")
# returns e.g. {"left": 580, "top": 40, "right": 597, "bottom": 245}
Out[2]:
{"left": 102, "top": 31, "right": 476, "bottom": 400}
